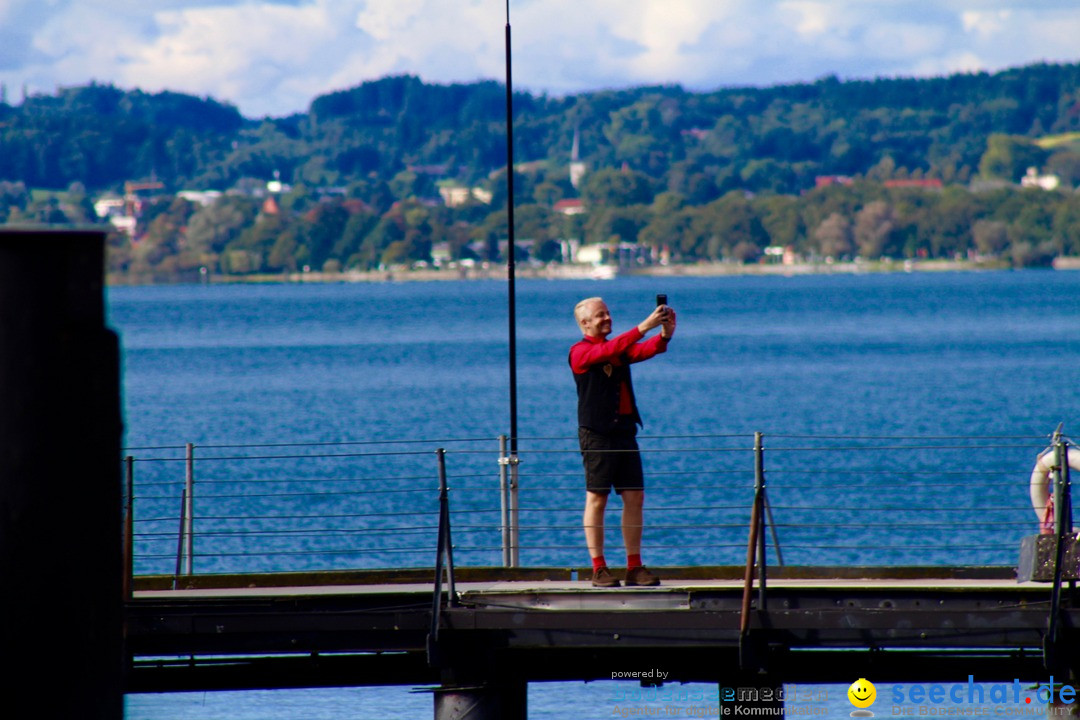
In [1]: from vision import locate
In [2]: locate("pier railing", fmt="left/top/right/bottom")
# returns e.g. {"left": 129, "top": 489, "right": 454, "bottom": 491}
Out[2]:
{"left": 121, "top": 430, "right": 1070, "bottom": 582}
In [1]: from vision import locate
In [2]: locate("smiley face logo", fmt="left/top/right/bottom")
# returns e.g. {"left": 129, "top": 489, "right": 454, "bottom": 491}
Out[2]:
{"left": 848, "top": 678, "right": 877, "bottom": 714}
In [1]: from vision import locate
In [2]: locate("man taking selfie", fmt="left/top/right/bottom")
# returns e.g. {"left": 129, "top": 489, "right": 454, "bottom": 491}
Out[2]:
{"left": 569, "top": 296, "right": 676, "bottom": 587}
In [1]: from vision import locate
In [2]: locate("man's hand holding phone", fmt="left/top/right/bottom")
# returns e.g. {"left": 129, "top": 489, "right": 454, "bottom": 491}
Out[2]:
{"left": 655, "top": 293, "right": 675, "bottom": 340}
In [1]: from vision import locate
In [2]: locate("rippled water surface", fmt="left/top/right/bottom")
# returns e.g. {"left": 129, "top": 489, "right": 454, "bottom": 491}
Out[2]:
{"left": 110, "top": 271, "right": 1080, "bottom": 719}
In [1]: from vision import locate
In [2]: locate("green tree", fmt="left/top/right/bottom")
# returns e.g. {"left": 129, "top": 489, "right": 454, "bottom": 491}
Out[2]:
{"left": 1052, "top": 194, "right": 1080, "bottom": 255}
{"left": 1046, "top": 150, "right": 1080, "bottom": 187}
{"left": 332, "top": 209, "right": 379, "bottom": 266}
{"left": 186, "top": 198, "right": 252, "bottom": 252}
{"left": 978, "top": 134, "right": 1048, "bottom": 181}
{"left": 756, "top": 195, "right": 804, "bottom": 249}
{"left": 532, "top": 181, "right": 563, "bottom": 207}
{"left": 0, "top": 180, "right": 30, "bottom": 223}
{"left": 853, "top": 201, "right": 895, "bottom": 258}
{"left": 580, "top": 167, "right": 654, "bottom": 207}
{"left": 301, "top": 201, "right": 350, "bottom": 268}
{"left": 972, "top": 219, "right": 1008, "bottom": 256}
{"left": 697, "top": 192, "right": 768, "bottom": 260}
{"left": 267, "top": 229, "right": 301, "bottom": 271}
{"left": 584, "top": 205, "right": 650, "bottom": 245}
{"left": 639, "top": 192, "right": 689, "bottom": 252}
{"left": 813, "top": 212, "right": 853, "bottom": 259}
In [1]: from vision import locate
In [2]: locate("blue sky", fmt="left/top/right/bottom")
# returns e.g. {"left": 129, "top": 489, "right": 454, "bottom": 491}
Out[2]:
{"left": 1, "top": 0, "right": 1079, "bottom": 118}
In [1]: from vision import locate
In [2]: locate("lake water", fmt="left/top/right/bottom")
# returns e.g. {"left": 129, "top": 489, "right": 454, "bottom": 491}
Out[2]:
{"left": 111, "top": 271, "right": 1080, "bottom": 719}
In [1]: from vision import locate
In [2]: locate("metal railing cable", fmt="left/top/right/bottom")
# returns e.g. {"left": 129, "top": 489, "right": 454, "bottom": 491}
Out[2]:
{"left": 120, "top": 430, "right": 1055, "bottom": 584}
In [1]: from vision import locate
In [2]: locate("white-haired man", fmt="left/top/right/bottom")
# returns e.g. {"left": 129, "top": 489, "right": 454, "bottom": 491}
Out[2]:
{"left": 569, "top": 296, "right": 676, "bottom": 587}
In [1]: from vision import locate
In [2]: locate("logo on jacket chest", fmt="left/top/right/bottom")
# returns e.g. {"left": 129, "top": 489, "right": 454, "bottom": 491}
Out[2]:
{"left": 603, "top": 363, "right": 613, "bottom": 377}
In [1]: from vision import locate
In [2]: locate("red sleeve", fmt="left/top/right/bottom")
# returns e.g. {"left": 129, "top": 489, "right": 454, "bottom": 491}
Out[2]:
{"left": 623, "top": 333, "right": 669, "bottom": 364}
{"left": 569, "top": 327, "right": 644, "bottom": 374}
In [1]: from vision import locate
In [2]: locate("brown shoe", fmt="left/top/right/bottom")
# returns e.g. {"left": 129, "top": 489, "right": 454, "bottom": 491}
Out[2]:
{"left": 591, "top": 566, "right": 621, "bottom": 587}
{"left": 625, "top": 565, "right": 660, "bottom": 587}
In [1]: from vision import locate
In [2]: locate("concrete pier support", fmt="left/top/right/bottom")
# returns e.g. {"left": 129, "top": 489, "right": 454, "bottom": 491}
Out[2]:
{"left": 0, "top": 229, "right": 122, "bottom": 719}
{"left": 434, "top": 681, "right": 527, "bottom": 720}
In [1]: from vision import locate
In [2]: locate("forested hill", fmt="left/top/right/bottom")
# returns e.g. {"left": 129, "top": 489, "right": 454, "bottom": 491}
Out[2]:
{"left": 3, "top": 62, "right": 1080, "bottom": 196}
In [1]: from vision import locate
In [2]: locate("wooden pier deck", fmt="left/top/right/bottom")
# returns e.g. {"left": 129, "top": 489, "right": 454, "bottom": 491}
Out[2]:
{"left": 125, "top": 566, "right": 1078, "bottom": 694}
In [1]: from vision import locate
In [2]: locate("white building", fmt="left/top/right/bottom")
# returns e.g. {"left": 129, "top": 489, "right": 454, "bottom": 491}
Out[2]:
{"left": 93, "top": 197, "right": 125, "bottom": 219}
{"left": 1021, "top": 167, "right": 1061, "bottom": 190}
{"left": 438, "top": 186, "right": 494, "bottom": 208}
{"left": 177, "top": 190, "right": 223, "bottom": 207}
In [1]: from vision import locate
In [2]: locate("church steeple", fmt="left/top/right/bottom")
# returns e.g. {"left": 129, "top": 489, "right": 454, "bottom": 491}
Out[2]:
{"left": 569, "top": 124, "right": 586, "bottom": 189}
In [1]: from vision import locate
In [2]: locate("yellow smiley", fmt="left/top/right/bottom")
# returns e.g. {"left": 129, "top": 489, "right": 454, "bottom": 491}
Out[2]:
{"left": 848, "top": 678, "right": 877, "bottom": 708}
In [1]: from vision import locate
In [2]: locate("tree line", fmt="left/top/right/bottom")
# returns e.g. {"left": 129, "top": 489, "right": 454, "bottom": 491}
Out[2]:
{"left": 1, "top": 64, "right": 1080, "bottom": 278}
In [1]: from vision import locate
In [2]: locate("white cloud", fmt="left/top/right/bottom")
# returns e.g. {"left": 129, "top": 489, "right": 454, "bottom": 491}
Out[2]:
{"left": 0, "top": 0, "right": 1078, "bottom": 116}
{"left": 960, "top": 9, "right": 1012, "bottom": 36}
{"left": 341, "top": 0, "right": 501, "bottom": 88}
{"left": 607, "top": 0, "right": 733, "bottom": 77}
{"left": 118, "top": 2, "right": 344, "bottom": 112}
{"left": 911, "top": 51, "right": 987, "bottom": 78}
{"left": 354, "top": 0, "right": 426, "bottom": 42}
{"left": 782, "top": 1, "right": 850, "bottom": 38}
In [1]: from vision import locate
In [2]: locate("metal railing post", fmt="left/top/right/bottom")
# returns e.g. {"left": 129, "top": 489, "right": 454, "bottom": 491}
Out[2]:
{"left": 498, "top": 435, "right": 510, "bottom": 567}
{"left": 1063, "top": 441, "right": 1073, "bottom": 534}
{"left": 754, "top": 431, "right": 768, "bottom": 610}
{"left": 429, "top": 447, "right": 458, "bottom": 665}
{"left": 764, "top": 494, "right": 784, "bottom": 567}
{"left": 509, "top": 453, "right": 520, "bottom": 567}
{"left": 438, "top": 449, "right": 457, "bottom": 603}
{"left": 173, "top": 488, "right": 186, "bottom": 590}
{"left": 740, "top": 432, "right": 763, "bottom": 636}
{"left": 1053, "top": 436, "right": 1068, "bottom": 536}
{"left": 1046, "top": 431, "right": 1070, "bottom": 672}
{"left": 184, "top": 442, "right": 194, "bottom": 576}
{"left": 123, "top": 456, "right": 134, "bottom": 600}
{"left": 757, "top": 429, "right": 783, "bottom": 566}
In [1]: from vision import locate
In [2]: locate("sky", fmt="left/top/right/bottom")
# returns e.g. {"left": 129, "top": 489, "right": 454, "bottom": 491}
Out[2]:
{"left": 1, "top": 0, "right": 1079, "bottom": 119}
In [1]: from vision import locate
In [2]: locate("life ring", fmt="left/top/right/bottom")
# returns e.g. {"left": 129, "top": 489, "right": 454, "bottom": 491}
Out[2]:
{"left": 1029, "top": 446, "right": 1080, "bottom": 534}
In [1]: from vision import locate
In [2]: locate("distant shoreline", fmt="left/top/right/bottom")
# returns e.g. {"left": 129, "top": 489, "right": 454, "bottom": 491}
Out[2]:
{"left": 107, "top": 257, "right": 1077, "bottom": 286}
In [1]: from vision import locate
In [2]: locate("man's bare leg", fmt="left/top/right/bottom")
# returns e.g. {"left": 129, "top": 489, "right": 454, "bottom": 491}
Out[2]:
{"left": 584, "top": 490, "right": 609, "bottom": 560}
{"left": 621, "top": 490, "right": 659, "bottom": 585}
{"left": 621, "top": 490, "right": 644, "bottom": 556}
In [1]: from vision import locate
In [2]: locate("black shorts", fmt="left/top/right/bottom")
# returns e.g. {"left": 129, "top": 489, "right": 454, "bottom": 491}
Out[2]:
{"left": 579, "top": 427, "right": 644, "bottom": 495}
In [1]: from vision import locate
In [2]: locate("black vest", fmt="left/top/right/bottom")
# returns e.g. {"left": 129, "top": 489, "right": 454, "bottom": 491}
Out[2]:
{"left": 571, "top": 349, "right": 641, "bottom": 433}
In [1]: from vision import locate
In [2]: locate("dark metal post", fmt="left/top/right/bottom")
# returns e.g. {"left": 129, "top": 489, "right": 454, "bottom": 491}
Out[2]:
{"left": 504, "top": 0, "right": 519, "bottom": 462}
{"left": 764, "top": 493, "right": 784, "bottom": 567}
{"left": 1046, "top": 434, "right": 1070, "bottom": 671}
{"left": 124, "top": 456, "right": 135, "bottom": 600}
{"left": 755, "top": 431, "right": 768, "bottom": 610}
{"left": 174, "top": 488, "right": 187, "bottom": 588}
{"left": 740, "top": 433, "right": 763, "bottom": 636}
{"left": 1053, "top": 439, "right": 1070, "bottom": 536}
{"left": 439, "top": 449, "right": 458, "bottom": 603}
{"left": 0, "top": 228, "right": 123, "bottom": 719}
{"left": 739, "top": 495, "right": 760, "bottom": 636}
{"left": 1063, "top": 441, "right": 1073, "bottom": 534}
{"left": 184, "top": 442, "right": 194, "bottom": 575}
{"left": 428, "top": 448, "right": 458, "bottom": 666}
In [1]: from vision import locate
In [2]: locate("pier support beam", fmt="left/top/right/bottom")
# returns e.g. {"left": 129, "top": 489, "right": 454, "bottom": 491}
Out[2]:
{"left": 434, "top": 681, "right": 527, "bottom": 720}
{"left": 0, "top": 229, "right": 122, "bottom": 719}
{"left": 429, "top": 635, "right": 527, "bottom": 720}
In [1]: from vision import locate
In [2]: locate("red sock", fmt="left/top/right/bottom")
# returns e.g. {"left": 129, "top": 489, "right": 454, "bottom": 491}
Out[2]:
{"left": 592, "top": 556, "right": 607, "bottom": 572}
{"left": 627, "top": 554, "right": 643, "bottom": 569}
